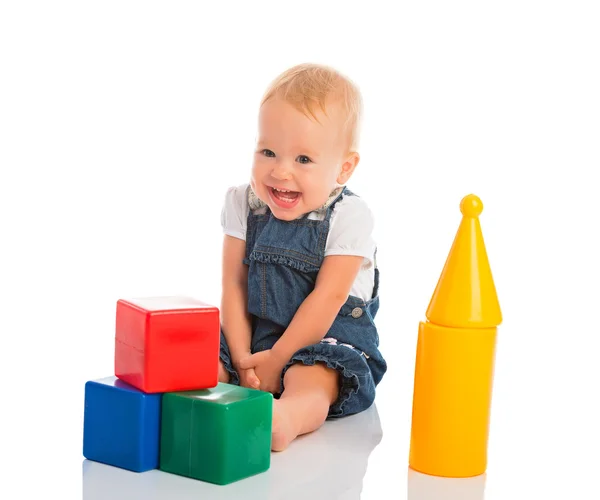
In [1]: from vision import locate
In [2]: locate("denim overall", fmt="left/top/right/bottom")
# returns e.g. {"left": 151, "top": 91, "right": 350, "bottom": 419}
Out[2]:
{"left": 219, "top": 186, "right": 387, "bottom": 418}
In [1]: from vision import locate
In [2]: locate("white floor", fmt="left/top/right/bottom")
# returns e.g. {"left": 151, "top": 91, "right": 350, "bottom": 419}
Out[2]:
{"left": 79, "top": 381, "right": 600, "bottom": 500}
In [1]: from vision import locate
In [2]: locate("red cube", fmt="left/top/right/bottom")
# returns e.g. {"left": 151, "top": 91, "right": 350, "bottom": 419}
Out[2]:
{"left": 115, "top": 296, "right": 220, "bottom": 393}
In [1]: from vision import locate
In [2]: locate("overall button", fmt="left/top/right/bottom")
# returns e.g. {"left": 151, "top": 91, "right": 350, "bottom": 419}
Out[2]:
{"left": 351, "top": 307, "right": 363, "bottom": 319}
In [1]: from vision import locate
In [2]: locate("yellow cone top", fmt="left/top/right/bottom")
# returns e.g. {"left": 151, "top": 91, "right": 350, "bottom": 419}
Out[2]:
{"left": 426, "top": 194, "right": 502, "bottom": 328}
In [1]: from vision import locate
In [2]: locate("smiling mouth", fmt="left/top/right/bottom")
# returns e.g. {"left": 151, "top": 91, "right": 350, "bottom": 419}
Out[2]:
{"left": 269, "top": 186, "right": 301, "bottom": 208}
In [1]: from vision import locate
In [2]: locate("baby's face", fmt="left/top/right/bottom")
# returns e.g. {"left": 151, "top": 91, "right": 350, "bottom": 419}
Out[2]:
{"left": 250, "top": 98, "right": 357, "bottom": 221}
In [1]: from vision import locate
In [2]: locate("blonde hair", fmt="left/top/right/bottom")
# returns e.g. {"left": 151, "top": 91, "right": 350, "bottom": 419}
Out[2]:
{"left": 260, "top": 63, "right": 363, "bottom": 152}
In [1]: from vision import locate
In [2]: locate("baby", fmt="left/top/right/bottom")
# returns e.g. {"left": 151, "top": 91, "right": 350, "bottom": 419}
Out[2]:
{"left": 218, "top": 63, "right": 387, "bottom": 451}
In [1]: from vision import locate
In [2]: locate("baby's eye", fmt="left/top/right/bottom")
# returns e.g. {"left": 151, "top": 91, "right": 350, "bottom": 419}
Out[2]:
{"left": 296, "top": 155, "right": 312, "bottom": 164}
{"left": 261, "top": 149, "right": 276, "bottom": 157}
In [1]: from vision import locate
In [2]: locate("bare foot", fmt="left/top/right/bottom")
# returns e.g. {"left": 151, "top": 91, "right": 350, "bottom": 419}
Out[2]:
{"left": 271, "top": 400, "right": 299, "bottom": 452}
{"left": 269, "top": 363, "right": 338, "bottom": 451}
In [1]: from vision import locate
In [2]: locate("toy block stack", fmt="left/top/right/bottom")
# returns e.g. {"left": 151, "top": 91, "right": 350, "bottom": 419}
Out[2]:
{"left": 83, "top": 296, "right": 273, "bottom": 485}
{"left": 409, "top": 194, "right": 502, "bottom": 478}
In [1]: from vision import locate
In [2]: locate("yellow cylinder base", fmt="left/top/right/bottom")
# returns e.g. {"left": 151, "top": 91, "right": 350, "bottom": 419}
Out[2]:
{"left": 409, "top": 321, "right": 497, "bottom": 478}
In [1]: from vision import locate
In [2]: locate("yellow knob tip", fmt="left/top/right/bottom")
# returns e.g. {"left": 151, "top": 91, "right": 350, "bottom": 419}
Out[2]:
{"left": 460, "top": 194, "right": 483, "bottom": 217}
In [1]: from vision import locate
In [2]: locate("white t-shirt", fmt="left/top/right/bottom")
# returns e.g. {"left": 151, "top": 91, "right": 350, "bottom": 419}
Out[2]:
{"left": 220, "top": 184, "right": 377, "bottom": 302}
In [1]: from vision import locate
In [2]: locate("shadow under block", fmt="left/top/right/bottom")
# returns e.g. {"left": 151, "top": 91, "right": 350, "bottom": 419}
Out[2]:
{"left": 115, "top": 296, "right": 220, "bottom": 393}
{"left": 159, "top": 383, "right": 273, "bottom": 485}
{"left": 83, "top": 376, "right": 161, "bottom": 472}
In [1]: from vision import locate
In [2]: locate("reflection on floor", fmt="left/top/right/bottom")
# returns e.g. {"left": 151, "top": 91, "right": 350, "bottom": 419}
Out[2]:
{"left": 82, "top": 403, "right": 384, "bottom": 500}
{"left": 407, "top": 467, "right": 487, "bottom": 500}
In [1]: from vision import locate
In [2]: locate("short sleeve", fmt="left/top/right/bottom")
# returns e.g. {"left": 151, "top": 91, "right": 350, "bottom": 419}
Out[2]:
{"left": 325, "top": 195, "right": 377, "bottom": 267}
{"left": 220, "top": 184, "right": 250, "bottom": 241}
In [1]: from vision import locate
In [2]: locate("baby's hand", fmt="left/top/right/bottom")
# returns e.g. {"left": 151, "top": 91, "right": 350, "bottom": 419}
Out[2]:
{"left": 237, "top": 350, "right": 286, "bottom": 394}
{"left": 238, "top": 366, "right": 260, "bottom": 390}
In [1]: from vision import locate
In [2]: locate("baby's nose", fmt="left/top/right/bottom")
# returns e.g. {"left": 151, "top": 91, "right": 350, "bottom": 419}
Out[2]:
{"left": 271, "top": 162, "right": 293, "bottom": 180}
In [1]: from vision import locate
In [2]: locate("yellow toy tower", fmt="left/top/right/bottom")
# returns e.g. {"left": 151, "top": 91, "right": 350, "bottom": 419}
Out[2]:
{"left": 409, "top": 194, "right": 502, "bottom": 478}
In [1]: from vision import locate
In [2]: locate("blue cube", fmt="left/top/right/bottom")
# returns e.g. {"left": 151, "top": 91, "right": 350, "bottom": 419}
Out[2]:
{"left": 83, "top": 376, "right": 162, "bottom": 472}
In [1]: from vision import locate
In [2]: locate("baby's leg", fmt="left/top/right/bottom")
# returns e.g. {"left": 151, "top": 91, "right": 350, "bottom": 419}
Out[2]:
{"left": 218, "top": 359, "right": 230, "bottom": 383}
{"left": 271, "top": 362, "right": 339, "bottom": 451}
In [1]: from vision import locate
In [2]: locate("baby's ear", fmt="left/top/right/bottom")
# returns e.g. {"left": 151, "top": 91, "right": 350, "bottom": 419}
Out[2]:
{"left": 337, "top": 152, "right": 360, "bottom": 184}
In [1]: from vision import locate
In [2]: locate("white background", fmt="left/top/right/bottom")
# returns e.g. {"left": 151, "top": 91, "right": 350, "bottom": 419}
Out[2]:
{"left": 1, "top": 1, "right": 599, "bottom": 498}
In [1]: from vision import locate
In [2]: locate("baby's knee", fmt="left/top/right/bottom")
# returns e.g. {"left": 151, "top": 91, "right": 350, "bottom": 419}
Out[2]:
{"left": 283, "top": 361, "right": 340, "bottom": 403}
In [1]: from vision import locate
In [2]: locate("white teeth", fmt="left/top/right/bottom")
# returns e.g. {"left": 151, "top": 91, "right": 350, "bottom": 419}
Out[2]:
{"left": 271, "top": 186, "right": 299, "bottom": 204}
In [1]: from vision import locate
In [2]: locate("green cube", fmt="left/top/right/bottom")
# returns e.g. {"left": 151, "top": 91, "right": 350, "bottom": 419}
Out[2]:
{"left": 159, "top": 382, "right": 273, "bottom": 485}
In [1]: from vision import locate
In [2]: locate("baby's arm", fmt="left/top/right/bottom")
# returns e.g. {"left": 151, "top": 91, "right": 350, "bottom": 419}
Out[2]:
{"left": 271, "top": 254, "right": 364, "bottom": 363}
{"left": 220, "top": 235, "right": 253, "bottom": 367}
